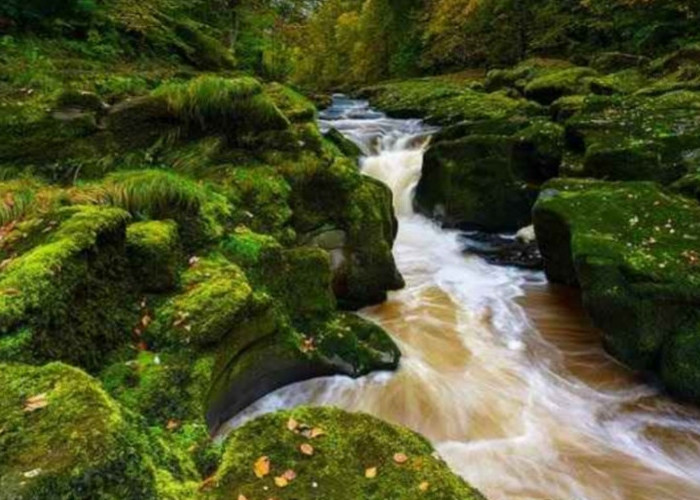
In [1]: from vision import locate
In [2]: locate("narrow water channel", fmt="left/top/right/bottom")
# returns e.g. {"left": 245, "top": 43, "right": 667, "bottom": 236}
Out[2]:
{"left": 223, "top": 96, "right": 700, "bottom": 500}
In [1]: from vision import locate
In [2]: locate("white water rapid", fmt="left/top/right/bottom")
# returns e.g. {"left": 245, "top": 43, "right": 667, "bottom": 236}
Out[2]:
{"left": 223, "top": 95, "right": 700, "bottom": 500}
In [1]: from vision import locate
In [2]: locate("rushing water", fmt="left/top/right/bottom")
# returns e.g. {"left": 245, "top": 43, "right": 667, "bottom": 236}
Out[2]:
{"left": 223, "top": 96, "right": 700, "bottom": 499}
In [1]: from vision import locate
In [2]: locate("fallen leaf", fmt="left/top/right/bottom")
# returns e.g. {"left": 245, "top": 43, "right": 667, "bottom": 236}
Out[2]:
{"left": 166, "top": 419, "right": 179, "bottom": 431}
{"left": 254, "top": 456, "right": 271, "bottom": 478}
{"left": 237, "top": 495, "right": 248, "bottom": 500}
{"left": 365, "top": 467, "right": 377, "bottom": 479}
{"left": 141, "top": 314, "right": 152, "bottom": 328}
{"left": 274, "top": 476, "right": 288, "bottom": 488}
{"left": 23, "top": 393, "right": 48, "bottom": 412}
{"left": 23, "top": 468, "right": 41, "bottom": 478}
{"left": 286, "top": 417, "right": 299, "bottom": 432}
{"left": 419, "top": 481, "right": 430, "bottom": 492}
{"left": 189, "top": 256, "right": 200, "bottom": 267}
{"left": 300, "top": 443, "right": 314, "bottom": 456}
{"left": 393, "top": 453, "right": 408, "bottom": 464}
{"left": 281, "top": 469, "right": 297, "bottom": 481}
{"left": 310, "top": 427, "right": 326, "bottom": 438}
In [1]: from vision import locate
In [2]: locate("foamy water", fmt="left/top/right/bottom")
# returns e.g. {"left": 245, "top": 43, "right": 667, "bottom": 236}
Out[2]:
{"left": 223, "top": 96, "right": 700, "bottom": 500}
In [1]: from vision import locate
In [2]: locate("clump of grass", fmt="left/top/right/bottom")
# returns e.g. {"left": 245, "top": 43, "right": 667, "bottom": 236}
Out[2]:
{"left": 95, "top": 169, "right": 206, "bottom": 217}
{"left": 76, "top": 169, "right": 232, "bottom": 244}
{"left": 152, "top": 75, "right": 289, "bottom": 133}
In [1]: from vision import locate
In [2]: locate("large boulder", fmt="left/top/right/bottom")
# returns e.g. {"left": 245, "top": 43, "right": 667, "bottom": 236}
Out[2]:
{"left": 565, "top": 91, "right": 700, "bottom": 184}
{"left": 533, "top": 179, "right": 700, "bottom": 402}
{"left": 0, "top": 205, "right": 136, "bottom": 371}
{"left": 0, "top": 362, "right": 198, "bottom": 499}
{"left": 416, "top": 119, "right": 562, "bottom": 231}
{"left": 205, "top": 406, "right": 486, "bottom": 500}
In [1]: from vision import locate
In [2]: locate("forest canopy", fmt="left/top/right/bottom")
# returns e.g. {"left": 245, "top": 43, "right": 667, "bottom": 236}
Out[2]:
{"left": 0, "top": 0, "right": 698, "bottom": 88}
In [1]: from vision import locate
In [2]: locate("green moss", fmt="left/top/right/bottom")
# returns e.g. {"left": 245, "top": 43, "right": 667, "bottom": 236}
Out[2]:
{"left": 265, "top": 82, "right": 317, "bottom": 123}
{"left": 416, "top": 134, "right": 540, "bottom": 231}
{"left": 152, "top": 75, "right": 290, "bottom": 137}
{"left": 324, "top": 128, "right": 363, "bottom": 158}
{"left": 284, "top": 151, "right": 403, "bottom": 309}
{"left": 533, "top": 179, "right": 700, "bottom": 402}
{"left": 566, "top": 91, "right": 700, "bottom": 184}
{"left": 221, "top": 226, "right": 282, "bottom": 269}
{"left": 101, "top": 350, "right": 213, "bottom": 427}
{"left": 0, "top": 362, "right": 197, "bottom": 499}
{"left": 223, "top": 165, "right": 293, "bottom": 237}
{"left": 207, "top": 407, "right": 484, "bottom": 500}
{"left": 86, "top": 169, "right": 232, "bottom": 247}
{"left": 485, "top": 58, "right": 573, "bottom": 93}
{"left": 360, "top": 76, "right": 536, "bottom": 125}
{"left": 126, "top": 220, "right": 181, "bottom": 292}
{"left": 0, "top": 205, "right": 136, "bottom": 371}
{"left": 148, "top": 254, "right": 252, "bottom": 349}
{"left": 524, "top": 66, "right": 598, "bottom": 105}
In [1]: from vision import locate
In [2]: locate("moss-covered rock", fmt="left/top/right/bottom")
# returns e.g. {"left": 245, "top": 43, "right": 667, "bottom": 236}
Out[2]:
{"left": 485, "top": 58, "right": 574, "bottom": 94}
{"left": 590, "top": 52, "right": 650, "bottom": 73}
{"left": 325, "top": 127, "right": 364, "bottom": 158}
{"left": 126, "top": 220, "right": 181, "bottom": 292}
{"left": 206, "top": 309, "right": 400, "bottom": 432}
{"left": 359, "top": 75, "right": 537, "bottom": 125}
{"left": 286, "top": 152, "right": 403, "bottom": 309}
{"left": 416, "top": 133, "right": 545, "bottom": 232}
{"left": 533, "top": 179, "right": 700, "bottom": 403}
{"left": 206, "top": 406, "right": 485, "bottom": 500}
{"left": 0, "top": 362, "right": 198, "bottom": 499}
{"left": 148, "top": 254, "right": 252, "bottom": 349}
{"left": 565, "top": 91, "right": 700, "bottom": 184}
{"left": 0, "top": 205, "right": 137, "bottom": 371}
{"left": 524, "top": 66, "right": 598, "bottom": 105}
{"left": 101, "top": 350, "right": 214, "bottom": 427}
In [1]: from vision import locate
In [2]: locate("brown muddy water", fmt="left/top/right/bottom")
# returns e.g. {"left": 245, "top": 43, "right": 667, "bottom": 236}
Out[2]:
{"left": 223, "top": 97, "right": 700, "bottom": 500}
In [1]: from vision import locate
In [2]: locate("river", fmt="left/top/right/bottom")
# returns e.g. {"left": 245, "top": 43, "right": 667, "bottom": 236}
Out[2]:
{"left": 223, "top": 96, "right": 700, "bottom": 500}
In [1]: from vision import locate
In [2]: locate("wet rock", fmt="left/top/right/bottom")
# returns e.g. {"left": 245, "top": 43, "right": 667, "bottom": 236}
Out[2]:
{"left": 460, "top": 230, "right": 542, "bottom": 270}
{"left": 324, "top": 127, "right": 363, "bottom": 158}
{"left": 533, "top": 178, "right": 700, "bottom": 403}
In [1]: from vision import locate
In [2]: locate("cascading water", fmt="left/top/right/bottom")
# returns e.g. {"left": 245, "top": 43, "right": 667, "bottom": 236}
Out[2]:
{"left": 223, "top": 95, "right": 700, "bottom": 500}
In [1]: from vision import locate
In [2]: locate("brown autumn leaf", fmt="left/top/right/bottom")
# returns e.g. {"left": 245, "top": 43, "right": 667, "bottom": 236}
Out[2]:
{"left": 23, "top": 393, "right": 48, "bottom": 412}
{"left": 274, "top": 476, "right": 289, "bottom": 488}
{"left": 141, "top": 314, "right": 152, "bottom": 328}
{"left": 281, "top": 469, "right": 297, "bottom": 481}
{"left": 166, "top": 419, "right": 180, "bottom": 431}
{"left": 286, "top": 417, "right": 299, "bottom": 432}
{"left": 310, "top": 427, "right": 326, "bottom": 438}
{"left": 237, "top": 495, "right": 248, "bottom": 500}
{"left": 393, "top": 452, "right": 408, "bottom": 464}
{"left": 300, "top": 443, "right": 314, "bottom": 456}
{"left": 419, "top": 481, "right": 430, "bottom": 492}
{"left": 365, "top": 467, "right": 377, "bottom": 479}
{"left": 254, "top": 456, "right": 271, "bottom": 478}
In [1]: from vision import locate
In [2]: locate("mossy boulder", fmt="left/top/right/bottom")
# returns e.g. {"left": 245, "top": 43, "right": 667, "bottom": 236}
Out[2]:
{"left": 565, "top": 91, "right": 700, "bottom": 184}
{"left": 205, "top": 406, "right": 485, "bottom": 500}
{"left": 533, "top": 179, "right": 700, "bottom": 403}
{"left": 360, "top": 76, "right": 536, "bottom": 125}
{"left": 126, "top": 220, "right": 181, "bottom": 292}
{"left": 148, "top": 254, "right": 253, "bottom": 349}
{"left": 524, "top": 66, "right": 598, "bottom": 105}
{"left": 325, "top": 127, "right": 364, "bottom": 158}
{"left": 206, "top": 311, "right": 400, "bottom": 432}
{"left": 0, "top": 362, "right": 198, "bottom": 499}
{"left": 590, "top": 52, "right": 649, "bottom": 73}
{"left": 286, "top": 154, "right": 403, "bottom": 309}
{"left": 0, "top": 205, "right": 137, "bottom": 371}
{"left": 416, "top": 128, "right": 556, "bottom": 232}
{"left": 485, "top": 58, "right": 574, "bottom": 94}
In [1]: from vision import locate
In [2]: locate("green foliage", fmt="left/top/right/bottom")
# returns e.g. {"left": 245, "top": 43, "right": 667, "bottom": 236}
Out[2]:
{"left": 153, "top": 75, "right": 289, "bottom": 134}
